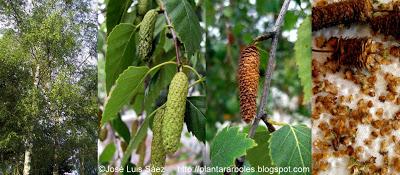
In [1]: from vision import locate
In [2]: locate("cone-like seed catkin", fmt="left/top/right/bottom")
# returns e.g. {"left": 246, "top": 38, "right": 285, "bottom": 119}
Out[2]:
{"left": 162, "top": 72, "right": 188, "bottom": 153}
{"left": 238, "top": 45, "right": 260, "bottom": 123}
{"left": 137, "top": 0, "right": 150, "bottom": 16}
{"left": 312, "top": 0, "right": 372, "bottom": 31}
{"left": 138, "top": 9, "right": 158, "bottom": 62}
{"left": 331, "top": 38, "right": 371, "bottom": 69}
{"left": 370, "top": 12, "right": 400, "bottom": 39}
{"left": 151, "top": 107, "right": 166, "bottom": 175}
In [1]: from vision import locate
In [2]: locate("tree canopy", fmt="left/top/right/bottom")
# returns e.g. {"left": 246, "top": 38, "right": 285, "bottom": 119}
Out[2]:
{"left": 0, "top": 0, "right": 97, "bottom": 174}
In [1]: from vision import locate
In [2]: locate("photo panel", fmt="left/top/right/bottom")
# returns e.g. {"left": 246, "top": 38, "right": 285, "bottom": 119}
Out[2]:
{"left": 312, "top": 0, "right": 400, "bottom": 174}
{"left": 0, "top": 0, "right": 98, "bottom": 174}
{"left": 97, "top": 0, "right": 206, "bottom": 174}
{"left": 205, "top": 0, "right": 311, "bottom": 174}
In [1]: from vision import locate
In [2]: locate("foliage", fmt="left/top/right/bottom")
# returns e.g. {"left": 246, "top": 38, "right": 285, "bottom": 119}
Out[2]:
{"left": 210, "top": 127, "right": 257, "bottom": 175}
{"left": 0, "top": 0, "right": 97, "bottom": 173}
{"left": 185, "top": 96, "right": 207, "bottom": 142}
{"left": 0, "top": 32, "right": 32, "bottom": 168}
{"left": 244, "top": 127, "right": 273, "bottom": 173}
{"left": 269, "top": 124, "right": 311, "bottom": 175}
{"left": 165, "top": 0, "right": 202, "bottom": 55}
{"left": 294, "top": 17, "right": 312, "bottom": 104}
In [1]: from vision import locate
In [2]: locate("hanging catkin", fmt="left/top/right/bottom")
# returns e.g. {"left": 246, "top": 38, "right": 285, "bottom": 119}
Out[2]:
{"left": 162, "top": 72, "right": 188, "bottom": 153}
{"left": 138, "top": 9, "right": 158, "bottom": 62}
{"left": 151, "top": 107, "right": 166, "bottom": 175}
{"left": 238, "top": 45, "right": 260, "bottom": 123}
{"left": 137, "top": 0, "right": 150, "bottom": 16}
{"left": 312, "top": 0, "right": 372, "bottom": 31}
{"left": 370, "top": 12, "right": 400, "bottom": 39}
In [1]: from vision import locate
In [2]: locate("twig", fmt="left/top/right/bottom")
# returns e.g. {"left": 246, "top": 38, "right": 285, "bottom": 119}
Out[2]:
{"left": 251, "top": 31, "right": 276, "bottom": 45}
{"left": 249, "top": 0, "right": 292, "bottom": 139}
{"left": 261, "top": 114, "right": 276, "bottom": 133}
{"left": 161, "top": 4, "right": 182, "bottom": 70}
{"left": 312, "top": 48, "right": 335, "bottom": 52}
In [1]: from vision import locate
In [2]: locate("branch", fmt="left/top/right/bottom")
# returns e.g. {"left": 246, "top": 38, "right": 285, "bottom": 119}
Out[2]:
{"left": 251, "top": 31, "right": 275, "bottom": 44}
{"left": 161, "top": 4, "right": 182, "bottom": 69}
{"left": 249, "top": 0, "right": 291, "bottom": 139}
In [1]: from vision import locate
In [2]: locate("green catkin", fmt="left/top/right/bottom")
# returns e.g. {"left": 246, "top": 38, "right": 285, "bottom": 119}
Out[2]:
{"left": 138, "top": 9, "right": 158, "bottom": 62}
{"left": 150, "top": 107, "right": 166, "bottom": 175}
{"left": 137, "top": 0, "right": 150, "bottom": 16}
{"left": 161, "top": 72, "right": 189, "bottom": 153}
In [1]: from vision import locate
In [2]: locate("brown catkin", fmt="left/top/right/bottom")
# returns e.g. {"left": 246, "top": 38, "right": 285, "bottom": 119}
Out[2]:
{"left": 331, "top": 38, "right": 372, "bottom": 69}
{"left": 312, "top": 0, "right": 372, "bottom": 31}
{"left": 238, "top": 45, "right": 260, "bottom": 123}
{"left": 370, "top": 12, "right": 400, "bottom": 39}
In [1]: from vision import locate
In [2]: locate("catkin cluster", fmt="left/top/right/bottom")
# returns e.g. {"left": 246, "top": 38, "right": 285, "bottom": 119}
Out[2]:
{"left": 138, "top": 9, "right": 158, "bottom": 62}
{"left": 150, "top": 72, "right": 188, "bottom": 174}
{"left": 370, "top": 12, "right": 400, "bottom": 39}
{"left": 150, "top": 107, "right": 166, "bottom": 175}
{"left": 238, "top": 45, "right": 260, "bottom": 123}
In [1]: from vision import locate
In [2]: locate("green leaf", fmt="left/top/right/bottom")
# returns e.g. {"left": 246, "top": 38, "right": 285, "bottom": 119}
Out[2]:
{"left": 294, "top": 17, "right": 311, "bottom": 104}
{"left": 210, "top": 127, "right": 257, "bottom": 175}
{"left": 132, "top": 83, "right": 145, "bottom": 113}
{"left": 246, "top": 127, "right": 273, "bottom": 174}
{"left": 257, "top": 0, "right": 280, "bottom": 13}
{"left": 165, "top": 0, "right": 202, "bottom": 55}
{"left": 144, "top": 64, "right": 175, "bottom": 112}
{"left": 184, "top": 96, "right": 206, "bottom": 142}
{"left": 102, "top": 66, "right": 149, "bottom": 125}
{"left": 121, "top": 106, "right": 159, "bottom": 166}
{"left": 121, "top": 10, "right": 137, "bottom": 24}
{"left": 269, "top": 124, "right": 311, "bottom": 175}
{"left": 110, "top": 115, "right": 131, "bottom": 143}
{"left": 105, "top": 23, "right": 137, "bottom": 93}
{"left": 106, "top": 0, "right": 133, "bottom": 34}
{"left": 99, "top": 143, "right": 116, "bottom": 165}
{"left": 205, "top": 0, "right": 215, "bottom": 26}
{"left": 283, "top": 11, "right": 299, "bottom": 31}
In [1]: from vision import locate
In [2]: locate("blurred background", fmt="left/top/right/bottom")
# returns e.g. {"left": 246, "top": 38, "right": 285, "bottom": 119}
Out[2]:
{"left": 205, "top": 0, "right": 312, "bottom": 141}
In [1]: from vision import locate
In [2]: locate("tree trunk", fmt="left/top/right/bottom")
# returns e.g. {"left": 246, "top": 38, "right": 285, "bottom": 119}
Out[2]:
{"left": 23, "top": 64, "right": 40, "bottom": 175}
{"left": 79, "top": 155, "right": 85, "bottom": 175}
{"left": 23, "top": 144, "right": 32, "bottom": 175}
{"left": 23, "top": 65, "right": 39, "bottom": 175}
{"left": 52, "top": 127, "right": 59, "bottom": 175}
{"left": 52, "top": 152, "right": 59, "bottom": 175}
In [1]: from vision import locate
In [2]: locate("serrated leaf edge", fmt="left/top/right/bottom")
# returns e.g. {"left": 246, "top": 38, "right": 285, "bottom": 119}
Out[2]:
{"left": 102, "top": 66, "right": 149, "bottom": 124}
{"left": 106, "top": 23, "right": 136, "bottom": 93}
{"left": 212, "top": 127, "right": 257, "bottom": 167}
{"left": 268, "top": 124, "right": 310, "bottom": 175}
